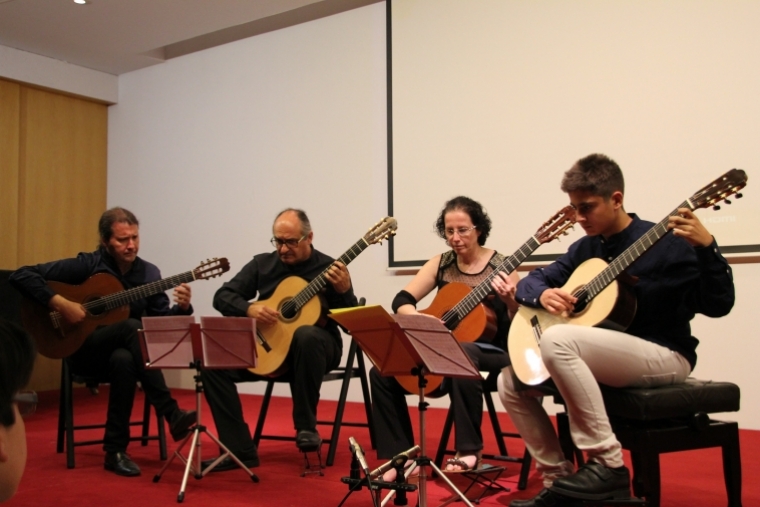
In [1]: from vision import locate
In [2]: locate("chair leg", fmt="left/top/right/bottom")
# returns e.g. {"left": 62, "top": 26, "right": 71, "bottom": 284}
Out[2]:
{"left": 484, "top": 390, "right": 509, "bottom": 457}
{"left": 157, "top": 411, "right": 167, "bottom": 460}
{"left": 556, "top": 412, "right": 583, "bottom": 465}
{"left": 434, "top": 406, "right": 455, "bottom": 468}
{"left": 630, "top": 448, "right": 660, "bottom": 507}
{"left": 252, "top": 380, "right": 275, "bottom": 447}
{"left": 721, "top": 423, "right": 742, "bottom": 507}
{"left": 517, "top": 449, "right": 532, "bottom": 491}
{"left": 63, "top": 362, "right": 76, "bottom": 469}
{"left": 326, "top": 342, "right": 358, "bottom": 466}
{"left": 356, "top": 349, "right": 376, "bottom": 450}
{"left": 140, "top": 396, "right": 151, "bottom": 446}
{"left": 57, "top": 362, "right": 67, "bottom": 454}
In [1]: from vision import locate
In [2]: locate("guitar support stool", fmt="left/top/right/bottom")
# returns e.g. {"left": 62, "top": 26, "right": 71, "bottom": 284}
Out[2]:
{"left": 300, "top": 444, "right": 324, "bottom": 477}
{"left": 439, "top": 463, "right": 509, "bottom": 506}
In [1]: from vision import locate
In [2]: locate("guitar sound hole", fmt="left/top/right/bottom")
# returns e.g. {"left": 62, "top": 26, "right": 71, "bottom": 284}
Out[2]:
{"left": 573, "top": 297, "right": 589, "bottom": 315}
{"left": 571, "top": 288, "right": 589, "bottom": 315}
{"left": 443, "top": 312, "right": 459, "bottom": 330}
{"left": 280, "top": 301, "right": 297, "bottom": 320}
{"left": 86, "top": 298, "right": 108, "bottom": 316}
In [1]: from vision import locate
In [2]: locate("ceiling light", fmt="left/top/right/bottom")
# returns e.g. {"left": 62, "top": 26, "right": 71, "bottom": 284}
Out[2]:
{"left": 73, "top": 0, "right": 89, "bottom": 4}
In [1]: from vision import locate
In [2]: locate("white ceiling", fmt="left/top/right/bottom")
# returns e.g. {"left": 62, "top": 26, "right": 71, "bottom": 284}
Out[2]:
{"left": 0, "top": 0, "right": 380, "bottom": 76}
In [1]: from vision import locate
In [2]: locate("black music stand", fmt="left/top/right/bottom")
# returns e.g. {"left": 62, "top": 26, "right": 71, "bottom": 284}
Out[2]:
{"left": 330, "top": 306, "right": 481, "bottom": 507}
{"left": 139, "top": 316, "right": 259, "bottom": 503}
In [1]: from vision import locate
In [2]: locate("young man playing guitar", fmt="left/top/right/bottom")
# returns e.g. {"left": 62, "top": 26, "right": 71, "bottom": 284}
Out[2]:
{"left": 10, "top": 207, "right": 197, "bottom": 477}
{"left": 499, "top": 154, "right": 736, "bottom": 507}
{"left": 201, "top": 208, "right": 358, "bottom": 471}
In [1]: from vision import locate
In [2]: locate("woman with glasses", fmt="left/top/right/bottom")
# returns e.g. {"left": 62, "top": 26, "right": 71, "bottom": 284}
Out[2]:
{"left": 0, "top": 319, "right": 36, "bottom": 502}
{"left": 370, "top": 196, "right": 521, "bottom": 478}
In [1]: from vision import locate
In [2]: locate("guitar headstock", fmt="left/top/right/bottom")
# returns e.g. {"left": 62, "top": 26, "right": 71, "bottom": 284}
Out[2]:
{"left": 194, "top": 257, "right": 230, "bottom": 280}
{"left": 689, "top": 168, "right": 748, "bottom": 211}
{"left": 364, "top": 217, "right": 398, "bottom": 245}
{"left": 535, "top": 205, "right": 577, "bottom": 245}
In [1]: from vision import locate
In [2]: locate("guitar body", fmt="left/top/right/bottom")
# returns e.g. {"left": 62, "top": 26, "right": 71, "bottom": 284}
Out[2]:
{"left": 508, "top": 257, "right": 637, "bottom": 386}
{"left": 21, "top": 274, "right": 129, "bottom": 359}
{"left": 421, "top": 282, "right": 497, "bottom": 343}
{"left": 396, "top": 282, "right": 498, "bottom": 397}
{"left": 248, "top": 276, "right": 324, "bottom": 377}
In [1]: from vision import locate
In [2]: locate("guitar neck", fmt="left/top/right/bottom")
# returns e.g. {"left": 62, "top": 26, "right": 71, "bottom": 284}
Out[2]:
{"left": 286, "top": 238, "right": 368, "bottom": 313}
{"left": 79, "top": 270, "right": 196, "bottom": 313}
{"left": 582, "top": 200, "right": 689, "bottom": 302}
{"left": 445, "top": 235, "right": 542, "bottom": 325}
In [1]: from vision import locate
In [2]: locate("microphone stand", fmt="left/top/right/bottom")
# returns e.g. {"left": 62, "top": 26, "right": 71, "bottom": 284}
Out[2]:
{"left": 381, "top": 368, "right": 475, "bottom": 507}
{"left": 338, "top": 438, "right": 422, "bottom": 507}
{"left": 337, "top": 441, "right": 395, "bottom": 507}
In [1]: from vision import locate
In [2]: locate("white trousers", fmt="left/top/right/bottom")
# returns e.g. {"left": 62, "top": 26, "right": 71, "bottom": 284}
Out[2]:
{"left": 498, "top": 324, "right": 691, "bottom": 488}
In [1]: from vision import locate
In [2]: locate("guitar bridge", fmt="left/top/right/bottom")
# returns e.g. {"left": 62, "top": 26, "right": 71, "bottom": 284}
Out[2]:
{"left": 530, "top": 315, "right": 542, "bottom": 346}
{"left": 256, "top": 330, "right": 272, "bottom": 353}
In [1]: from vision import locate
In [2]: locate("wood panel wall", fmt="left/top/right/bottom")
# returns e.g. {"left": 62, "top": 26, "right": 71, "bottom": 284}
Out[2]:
{"left": 0, "top": 78, "right": 107, "bottom": 391}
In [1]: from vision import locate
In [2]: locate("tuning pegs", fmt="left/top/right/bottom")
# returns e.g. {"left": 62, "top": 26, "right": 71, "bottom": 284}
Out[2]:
{"left": 736, "top": 193, "right": 743, "bottom": 199}
{"left": 713, "top": 205, "right": 721, "bottom": 211}
{"left": 724, "top": 199, "right": 732, "bottom": 205}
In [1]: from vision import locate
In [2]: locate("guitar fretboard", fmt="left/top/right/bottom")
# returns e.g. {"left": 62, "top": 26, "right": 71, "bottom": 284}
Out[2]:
{"left": 442, "top": 235, "right": 543, "bottom": 328}
{"left": 280, "top": 238, "right": 369, "bottom": 317}
{"left": 49, "top": 271, "right": 196, "bottom": 324}
{"left": 580, "top": 200, "right": 690, "bottom": 302}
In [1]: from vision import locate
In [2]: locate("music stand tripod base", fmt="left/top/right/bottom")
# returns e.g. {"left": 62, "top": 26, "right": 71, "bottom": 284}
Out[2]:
{"left": 139, "top": 316, "right": 260, "bottom": 502}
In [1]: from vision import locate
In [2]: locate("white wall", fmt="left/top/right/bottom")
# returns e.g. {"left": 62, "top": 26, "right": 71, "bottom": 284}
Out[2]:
{"left": 389, "top": 0, "right": 760, "bottom": 264}
{"left": 107, "top": 2, "right": 759, "bottom": 429}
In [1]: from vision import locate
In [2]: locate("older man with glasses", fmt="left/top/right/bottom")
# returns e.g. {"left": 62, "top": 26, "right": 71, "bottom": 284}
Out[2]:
{"left": 200, "top": 208, "right": 359, "bottom": 471}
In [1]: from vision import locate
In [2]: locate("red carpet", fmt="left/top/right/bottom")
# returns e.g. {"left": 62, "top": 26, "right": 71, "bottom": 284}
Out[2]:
{"left": 6, "top": 387, "right": 759, "bottom": 506}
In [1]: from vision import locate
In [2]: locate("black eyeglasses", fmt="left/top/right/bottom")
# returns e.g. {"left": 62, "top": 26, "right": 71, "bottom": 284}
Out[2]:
{"left": 270, "top": 235, "right": 306, "bottom": 249}
{"left": 13, "top": 390, "right": 37, "bottom": 417}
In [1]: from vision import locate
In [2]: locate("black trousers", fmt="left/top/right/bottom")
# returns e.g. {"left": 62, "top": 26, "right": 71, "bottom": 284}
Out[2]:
{"left": 201, "top": 325, "right": 342, "bottom": 457}
{"left": 370, "top": 342, "right": 509, "bottom": 459}
{"left": 69, "top": 318, "right": 179, "bottom": 453}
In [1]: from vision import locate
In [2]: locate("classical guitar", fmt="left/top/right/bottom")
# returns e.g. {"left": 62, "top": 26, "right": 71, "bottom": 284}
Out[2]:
{"left": 249, "top": 217, "right": 398, "bottom": 376}
{"left": 509, "top": 168, "right": 748, "bottom": 386}
{"left": 395, "top": 206, "right": 577, "bottom": 396}
{"left": 21, "top": 258, "right": 230, "bottom": 359}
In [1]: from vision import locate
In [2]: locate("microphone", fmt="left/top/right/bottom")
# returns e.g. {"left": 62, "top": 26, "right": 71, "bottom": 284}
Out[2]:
{"left": 369, "top": 445, "right": 421, "bottom": 478}
{"left": 349, "top": 436, "right": 371, "bottom": 476}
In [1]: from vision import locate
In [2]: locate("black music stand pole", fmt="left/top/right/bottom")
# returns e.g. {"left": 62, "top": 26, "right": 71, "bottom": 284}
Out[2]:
{"left": 139, "top": 316, "right": 259, "bottom": 503}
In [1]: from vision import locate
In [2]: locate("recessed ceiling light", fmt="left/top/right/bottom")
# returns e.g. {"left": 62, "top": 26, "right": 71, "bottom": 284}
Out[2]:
{"left": 73, "top": 0, "right": 89, "bottom": 4}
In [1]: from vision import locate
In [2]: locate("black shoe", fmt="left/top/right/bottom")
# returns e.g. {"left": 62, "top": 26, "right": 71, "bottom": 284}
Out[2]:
{"left": 549, "top": 462, "right": 631, "bottom": 501}
{"left": 168, "top": 409, "right": 197, "bottom": 442}
{"left": 510, "top": 488, "right": 583, "bottom": 507}
{"left": 104, "top": 451, "right": 141, "bottom": 477}
{"left": 295, "top": 429, "right": 322, "bottom": 450}
{"left": 202, "top": 453, "right": 260, "bottom": 472}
